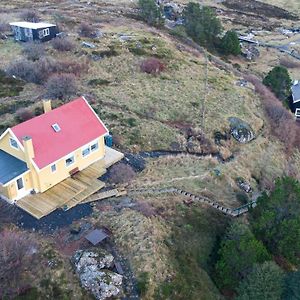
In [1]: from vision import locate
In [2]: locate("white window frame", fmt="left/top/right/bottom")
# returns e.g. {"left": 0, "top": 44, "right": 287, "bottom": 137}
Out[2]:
{"left": 50, "top": 164, "right": 57, "bottom": 173}
{"left": 9, "top": 138, "right": 19, "bottom": 150}
{"left": 65, "top": 155, "right": 75, "bottom": 167}
{"left": 43, "top": 28, "right": 50, "bottom": 36}
{"left": 90, "top": 142, "right": 99, "bottom": 152}
{"left": 82, "top": 146, "right": 91, "bottom": 158}
{"left": 52, "top": 123, "right": 61, "bottom": 132}
{"left": 24, "top": 28, "right": 32, "bottom": 38}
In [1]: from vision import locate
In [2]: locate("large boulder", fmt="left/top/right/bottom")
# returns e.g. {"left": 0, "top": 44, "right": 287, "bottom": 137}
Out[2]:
{"left": 72, "top": 248, "right": 114, "bottom": 272}
{"left": 72, "top": 248, "right": 123, "bottom": 300}
{"left": 228, "top": 117, "right": 255, "bottom": 144}
{"left": 80, "top": 269, "right": 123, "bottom": 300}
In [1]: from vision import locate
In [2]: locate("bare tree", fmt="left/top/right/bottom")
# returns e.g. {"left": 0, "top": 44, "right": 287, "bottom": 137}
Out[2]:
{"left": 52, "top": 37, "right": 75, "bottom": 52}
{"left": 78, "top": 22, "right": 96, "bottom": 38}
{"left": 16, "top": 108, "right": 34, "bottom": 122}
{"left": 0, "top": 200, "right": 18, "bottom": 227}
{"left": 22, "top": 42, "right": 45, "bottom": 61}
{"left": 108, "top": 163, "right": 136, "bottom": 184}
{"left": 0, "top": 229, "right": 38, "bottom": 299}
{"left": 140, "top": 58, "right": 165, "bottom": 75}
{"left": 20, "top": 10, "right": 40, "bottom": 23}
{"left": 46, "top": 73, "right": 78, "bottom": 100}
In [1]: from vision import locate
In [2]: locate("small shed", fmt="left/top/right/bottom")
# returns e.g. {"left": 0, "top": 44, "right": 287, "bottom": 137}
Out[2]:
{"left": 85, "top": 229, "right": 109, "bottom": 246}
{"left": 9, "top": 21, "right": 58, "bottom": 42}
{"left": 291, "top": 80, "right": 300, "bottom": 118}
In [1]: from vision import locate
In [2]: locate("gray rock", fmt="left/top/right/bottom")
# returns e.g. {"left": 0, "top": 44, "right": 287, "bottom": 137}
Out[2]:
{"left": 72, "top": 248, "right": 123, "bottom": 300}
{"left": 80, "top": 269, "right": 123, "bottom": 300}
{"left": 73, "top": 248, "right": 114, "bottom": 272}
{"left": 82, "top": 41, "right": 96, "bottom": 48}
{"left": 236, "top": 177, "right": 252, "bottom": 193}
{"left": 228, "top": 117, "right": 255, "bottom": 144}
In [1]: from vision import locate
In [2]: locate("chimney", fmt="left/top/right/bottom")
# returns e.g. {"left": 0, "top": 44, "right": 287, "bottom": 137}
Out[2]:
{"left": 43, "top": 100, "right": 52, "bottom": 113}
{"left": 23, "top": 136, "right": 34, "bottom": 167}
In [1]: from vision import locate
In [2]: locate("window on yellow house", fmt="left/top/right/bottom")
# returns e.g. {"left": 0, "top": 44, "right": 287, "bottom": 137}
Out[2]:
{"left": 65, "top": 155, "right": 75, "bottom": 167}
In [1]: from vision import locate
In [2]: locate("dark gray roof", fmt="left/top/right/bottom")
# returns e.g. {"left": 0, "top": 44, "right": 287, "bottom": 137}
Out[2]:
{"left": 292, "top": 82, "right": 300, "bottom": 103}
{"left": 85, "top": 229, "right": 109, "bottom": 245}
{"left": 0, "top": 150, "right": 28, "bottom": 185}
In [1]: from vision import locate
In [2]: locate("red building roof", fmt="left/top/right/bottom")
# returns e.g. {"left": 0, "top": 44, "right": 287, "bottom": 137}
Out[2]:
{"left": 11, "top": 97, "right": 108, "bottom": 169}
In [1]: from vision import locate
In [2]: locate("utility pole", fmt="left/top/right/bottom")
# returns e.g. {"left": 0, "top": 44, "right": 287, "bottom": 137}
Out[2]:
{"left": 201, "top": 49, "right": 208, "bottom": 133}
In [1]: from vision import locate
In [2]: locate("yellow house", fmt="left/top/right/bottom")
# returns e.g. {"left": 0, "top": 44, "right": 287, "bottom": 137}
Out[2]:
{"left": 0, "top": 96, "right": 118, "bottom": 203}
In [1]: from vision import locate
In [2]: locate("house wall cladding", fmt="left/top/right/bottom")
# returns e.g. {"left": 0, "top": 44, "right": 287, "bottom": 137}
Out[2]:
{"left": 12, "top": 25, "right": 57, "bottom": 42}
{"left": 0, "top": 132, "right": 105, "bottom": 200}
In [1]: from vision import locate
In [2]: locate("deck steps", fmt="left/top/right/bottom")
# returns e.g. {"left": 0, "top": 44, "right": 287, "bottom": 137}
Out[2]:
{"left": 82, "top": 188, "right": 127, "bottom": 204}
{"left": 15, "top": 148, "right": 124, "bottom": 219}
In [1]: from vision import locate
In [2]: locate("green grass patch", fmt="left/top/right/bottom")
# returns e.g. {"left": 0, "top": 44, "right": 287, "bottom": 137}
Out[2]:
{"left": 88, "top": 78, "right": 111, "bottom": 86}
{"left": 155, "top": 205, "right": 230, "bottom": 300}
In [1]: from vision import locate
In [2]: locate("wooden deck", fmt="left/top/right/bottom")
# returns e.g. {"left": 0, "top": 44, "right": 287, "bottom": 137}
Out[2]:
{"left": 15, "top": 148, "right": 124, "bottom": 219}
{"left": 104, "top": 146, "right": 124, "bottom": 168}
{"left": 16, "top": 160, "right": 106, "bottom": 219}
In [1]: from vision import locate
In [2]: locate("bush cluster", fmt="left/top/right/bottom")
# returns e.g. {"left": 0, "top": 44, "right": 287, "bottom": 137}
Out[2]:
{"left": 51, "top": 37, "right": 75, "bottom": 52}
{"left": 140, "top": 57, "right": 165, "bottom": 75}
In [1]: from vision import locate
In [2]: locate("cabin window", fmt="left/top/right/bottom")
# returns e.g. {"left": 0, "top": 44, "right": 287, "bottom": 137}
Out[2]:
{"left": 9, "top": 138, "right": 19, "bottom": 150}
{"left": 43, "top": 28, "right": 50, "bottom": 36}
{"left": 24, "top": 28, "right": 32, "bottom": 38}
{"left": 65, "top": 155, "right": 75, "bottom": 167}
{"left": 91, "top": 142, "right": 99, "bottom": 152}
{"left": 82, "top": 147, "right": 90, "bottom": 157}
{"left": 51, "top": 164, "right": 56, "bottom": 173}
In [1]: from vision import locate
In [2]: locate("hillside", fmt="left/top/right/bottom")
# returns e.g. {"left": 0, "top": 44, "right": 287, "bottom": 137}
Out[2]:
{"left": 0, "top": 0, "right": 300, "bottom": 299}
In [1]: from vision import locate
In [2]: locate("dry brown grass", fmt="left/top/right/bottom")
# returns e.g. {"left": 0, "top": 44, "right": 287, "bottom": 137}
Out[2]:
{"left": 96, "top": 207, "right": 174, "bottom": 299}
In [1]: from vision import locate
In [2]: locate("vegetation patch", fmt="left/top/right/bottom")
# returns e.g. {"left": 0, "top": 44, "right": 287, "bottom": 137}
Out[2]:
{"left": 0, "top": 70, "right": 24, "bottom": 98}
{"left": 155, "top": 206, "right": 229, "bottom": 300}
{"left": 88, "top": 78, "right": 111, "bottom": 86}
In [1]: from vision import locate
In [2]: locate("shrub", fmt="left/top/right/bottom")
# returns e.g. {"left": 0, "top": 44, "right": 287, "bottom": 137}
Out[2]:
{"left": 88, "top": 78, "right": 111, "bottom": 86}
{"left": 0, "top": 23, "right": 9, "bottom": 34}
{"left": 140, "top": 58, "right": 165, "bottom": 75}
{"left": 45, "top": 73, "right": 77, "bottom": 100}
{"left": 78, "top": 22, "right": 96, "bottom": 38}
{"left": 251, "top": 177, "right": 300, "bottom": 265}
{"left": 236, "top": 191, "right": 249, "bottom": 204}
{"left": 263, "top": 66, "right": 292, "bottom": 101}
{"left": 280, "top": 57, "right": 300, "bottom": 69}
{"left": 7, "top": 57, "right": 86, "bottom": 85}
{"left": 0, "top": 229, "right": 38, "bottom": 299}
{"left": 137, "top": 272, "right": 150, "bottom": 296}
{"left": 138, "top": 0, "right": 164, "bottom": 27}
{"left": 0, "top": 69, "right": 24, "bottom": 97}
{"left": 220, "top": 30, "right": 241, "bottom": 56}
{"left": 244, "top": 74, "right": 297, "bottom": 153}
{"left": 216, "top": 222, "right": 270, "bottom": 289}
{"left": 134, "top": 201, "right": 157, "bottom": 217}
{"left": 22, "top": 42, "right": 45, "bottom": 61}
{"left": 184, "top": 3, "right": 222, "bottom": 49}
{"left": 7, "top": 60, "right": 39, "bottom": 83}
{"left": 236, "top": 262, "right": 284, "bottom": 300}
{"left": 283, "top": 270, "right": 300, "bottom": 300}
{"left": 15, "top": 108, "right": 34, "bottom": 122}
{"left": 52, "top": 37, "right": 75, "bottom": 52}
{"left": 0, "top": 199, "right": 18, "bottom": 228}
{"left": 108, "top": 163, "right": 136, "bottom": 184}
{"left": 57, "top": 58, "right": 88, "bottom": 76}
{"left": 20, "top": 10, "right": 40, "bottom": 23}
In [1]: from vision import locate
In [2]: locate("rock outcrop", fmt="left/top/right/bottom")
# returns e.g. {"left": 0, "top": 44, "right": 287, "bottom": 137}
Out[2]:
{"left": 72, "top": 248, "right": 123, "bottom": 300}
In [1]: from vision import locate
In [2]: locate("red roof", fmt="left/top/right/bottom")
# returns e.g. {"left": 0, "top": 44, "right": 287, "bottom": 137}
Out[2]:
{"left": 11, "top": 97, "right": 108, "bottom": 169}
